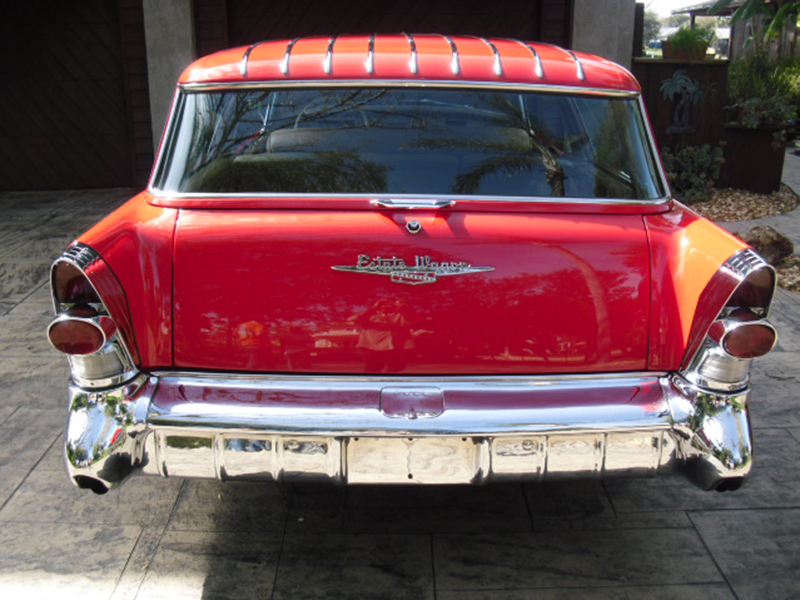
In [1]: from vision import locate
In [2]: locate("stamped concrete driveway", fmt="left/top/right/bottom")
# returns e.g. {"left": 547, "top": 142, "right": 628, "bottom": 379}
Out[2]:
{"left": 0, "top": 188, "right": 799, "bottom": 600}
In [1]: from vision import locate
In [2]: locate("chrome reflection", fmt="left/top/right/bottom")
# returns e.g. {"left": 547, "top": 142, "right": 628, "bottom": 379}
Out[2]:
{"left": 669, "top": 376, "right": 752, "bottom": 489}
{"left": 65, "top": 374, "right": 151, "bottom": 492}
{"left": 63, "top": 371, "right": 756, "bottom": 493}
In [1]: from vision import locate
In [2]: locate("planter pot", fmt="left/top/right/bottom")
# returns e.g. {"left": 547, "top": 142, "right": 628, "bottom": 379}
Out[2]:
{"left": 721, "top": 124, "right": 786, "bottom": 193}
{"left": 662, "top": 41, "right": 708, "bottom": 61}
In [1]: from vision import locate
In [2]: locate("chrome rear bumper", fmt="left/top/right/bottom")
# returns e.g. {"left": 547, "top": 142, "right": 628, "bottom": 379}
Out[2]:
{"left": 64, "top": 372, "right": 752, "bottom": 493}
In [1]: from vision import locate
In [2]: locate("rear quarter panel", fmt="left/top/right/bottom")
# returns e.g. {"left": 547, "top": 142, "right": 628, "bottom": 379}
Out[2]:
{"left": 77, "top": 192, "right": 177, "bottom": 368}
{"left": 644, "top": 202, "right": 747, "bottom": 370}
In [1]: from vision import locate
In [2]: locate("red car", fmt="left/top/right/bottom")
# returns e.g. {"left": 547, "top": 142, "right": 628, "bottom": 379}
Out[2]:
{"left": 49, "top": 34, "right": 776, "bottom": 494}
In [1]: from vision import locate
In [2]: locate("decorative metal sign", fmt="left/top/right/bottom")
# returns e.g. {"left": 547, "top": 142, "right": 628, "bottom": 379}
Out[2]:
{"left": 333, "top": 254, "right": 494, "bottom": 285}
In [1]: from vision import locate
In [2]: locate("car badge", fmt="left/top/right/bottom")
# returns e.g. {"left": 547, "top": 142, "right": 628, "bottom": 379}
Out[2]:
{"left": 332, "top": 254, "right": 494, "bottom": 285}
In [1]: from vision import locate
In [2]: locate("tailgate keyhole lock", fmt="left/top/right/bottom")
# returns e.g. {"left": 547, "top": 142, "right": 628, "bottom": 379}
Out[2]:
{"left": 406, "top": 220, "right": 422, "bottom": 235}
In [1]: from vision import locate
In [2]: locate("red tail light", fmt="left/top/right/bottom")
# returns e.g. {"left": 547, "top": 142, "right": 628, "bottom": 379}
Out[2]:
{"left": 54, "top": 262, "right": 100, "bottom": 305}
{"left": 722, "top": 323, "right": 777, "bottom": 359}
{"left": 48, "top": 315, "right": 117, "bottom": 355}
{"left": 708, "top": 310, "right": 777, "bottom": 360}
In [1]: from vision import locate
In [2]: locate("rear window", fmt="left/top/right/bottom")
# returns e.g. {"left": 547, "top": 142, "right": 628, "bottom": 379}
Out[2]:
{"left": 154, "top": 87, "right": 665, "bottom": 200}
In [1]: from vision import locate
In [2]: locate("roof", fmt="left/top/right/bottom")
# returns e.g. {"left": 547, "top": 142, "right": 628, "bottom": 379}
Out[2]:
{"left": 671, "top": 1, "right": 743, "bottom": 16}
{"left": 179, "top": 34, "right": 640, "bottom": 92}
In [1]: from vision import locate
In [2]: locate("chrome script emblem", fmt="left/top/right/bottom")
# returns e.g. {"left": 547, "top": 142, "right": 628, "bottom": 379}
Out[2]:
{"left": 332, "top": 254, "right": 494, "bottom": 285}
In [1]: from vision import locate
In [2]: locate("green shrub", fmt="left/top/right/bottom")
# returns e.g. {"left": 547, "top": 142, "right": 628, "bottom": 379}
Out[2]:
{"left": 728, "top": 53, "right": 799, "bottom": 127}
{"left": 661, "top": 144, "right": 725, "bottom": 204}
{"left": 667, "top": 27, "right": 714, "bottom": 54}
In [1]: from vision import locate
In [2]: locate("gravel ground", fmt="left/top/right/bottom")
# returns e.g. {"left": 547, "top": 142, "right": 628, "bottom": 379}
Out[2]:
{"left": 775, "top": 255, "right": 800, "bottom": 291}
{"left": 693, "top": 185, "right": 800, "bottom": 292}
{"left": 692, "top": 184, "right": 799, "bottom": 222}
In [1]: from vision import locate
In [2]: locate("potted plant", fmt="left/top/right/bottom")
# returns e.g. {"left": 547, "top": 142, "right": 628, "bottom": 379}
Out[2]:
{"left": 726, "top": 53, "right": 797, "bottom": 132}
{"left": 722, "top": 52, "right": 797, "bottom": 192}
{"left": 662, "top": 27, "right": 713, "bottom": 61}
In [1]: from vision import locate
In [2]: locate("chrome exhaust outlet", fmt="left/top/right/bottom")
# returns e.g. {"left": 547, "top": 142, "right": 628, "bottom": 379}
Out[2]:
{"left": 65, "top": 374, "right": 152, "bottom": 492}
{"left": 73, "top": 475, "right": 110, "bottom": 495}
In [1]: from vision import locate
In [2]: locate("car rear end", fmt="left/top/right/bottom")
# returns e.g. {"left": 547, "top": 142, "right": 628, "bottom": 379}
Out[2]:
{"left": 48, "top": 35, "right": 776, "bottom": 494}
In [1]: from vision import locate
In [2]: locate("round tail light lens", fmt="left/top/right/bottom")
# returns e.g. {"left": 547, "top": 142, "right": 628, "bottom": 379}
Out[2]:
{"left": 48, "top": 316, "right": 116, "bottom": 355}
{"left": 723, "top": 323, "right": 777, "bottom": 359}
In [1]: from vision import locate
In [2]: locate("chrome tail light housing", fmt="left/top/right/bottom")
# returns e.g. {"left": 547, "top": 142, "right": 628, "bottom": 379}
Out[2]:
{"left": 682, "top": 249, "right": 777, "bottom": 392}
{"left": 49, "top": 244, "right": 138, "bottom": 389}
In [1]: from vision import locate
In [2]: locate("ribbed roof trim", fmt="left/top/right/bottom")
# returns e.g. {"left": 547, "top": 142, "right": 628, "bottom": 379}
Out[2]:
{"left": 180, "top": 34, "right": 640, "bottom": 92}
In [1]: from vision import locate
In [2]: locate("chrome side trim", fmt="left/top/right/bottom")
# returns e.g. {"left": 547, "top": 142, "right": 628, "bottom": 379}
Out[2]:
{"left": 365, "top": 34, "right": 375, "bottom": 74}
{"left": 565, "top": 49, "right": 586, "bottom": 81}
{"left": 151, "top": 370, "right": 669, "bottom": 384}
{"left": 149, "top": 87, "right": 182, "bottom": 191}
{"left": 240, "top": 41, "right": 266, "bottom": 77}
{"left": 280, "top": 38, "right": 300, "bottom": 75}
{"left": 404, "top": 33, "right": 418, "bottom": 75}
{"left": 443, "top": 35, "right": 460, "bottom": 75}
{"left": 323, "top": 35, "right": 337, "bottom": 75}
{"left": 637, "top": 96, "right": 670, "bottom": 198}
{"left": 514, "top": 41, "right": 544, "bottom": 79}
{"left": 178, "top": 79, "right": 638, "bottom": 96}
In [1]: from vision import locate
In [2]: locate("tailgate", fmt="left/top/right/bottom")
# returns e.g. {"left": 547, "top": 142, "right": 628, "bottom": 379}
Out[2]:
{"left": 173, "top": 209, "right": 649, "bottom": 375}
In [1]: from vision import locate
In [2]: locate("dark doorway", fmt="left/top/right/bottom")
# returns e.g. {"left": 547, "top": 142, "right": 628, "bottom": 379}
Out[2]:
{"left": 195, "top": 0, "right": 573, "bottom": 57}
{"left": 0, "top": 0, "right": 152, "bottom": 190}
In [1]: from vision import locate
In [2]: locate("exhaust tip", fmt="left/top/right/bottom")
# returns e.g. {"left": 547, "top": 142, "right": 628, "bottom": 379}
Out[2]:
{"left": 74, "top": 475, "right": 110, "bottom": 495}
{"left": 714, "top": 477, "right": 744, "bottom": 492}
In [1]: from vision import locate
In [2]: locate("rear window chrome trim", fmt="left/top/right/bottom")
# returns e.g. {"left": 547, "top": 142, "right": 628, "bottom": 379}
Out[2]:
{"left": 146, "top": 188, "right": 672, "bottom": 207}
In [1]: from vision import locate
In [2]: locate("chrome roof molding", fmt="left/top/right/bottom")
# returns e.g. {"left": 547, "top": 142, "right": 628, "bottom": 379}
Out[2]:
{"left": 478, "top": 37, "right": 503, "bottom": 77}
{"left": 323, "top": 35, "right": 338, "bottom": 75}
{"left": 280, "top": 38, "right": 300, "bottom": 76}
{"left": 514, "top": 40, "right": 545, "bottom": 79}
{"left": 365, "top": 34, "right": 375, "bottom": 74}
{"left": 240, "top": 41, "right": 266, "bottom": 77}
{"left": 404, "top": 33, "right": 419, "bottom": 75}
{"left": 537, "top": 42, "right": 586, "bottom": 82}
{"left": 443, "top": 35, "right": 460, "bottom": 76}
{"left": 236, "top": 36, "right": 590, "bottom": 83}
{"left": 565, "top": 49, "right": 586, "bottom": 81}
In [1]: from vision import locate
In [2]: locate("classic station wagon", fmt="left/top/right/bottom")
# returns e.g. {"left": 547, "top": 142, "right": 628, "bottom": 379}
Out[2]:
{"left": 49, "top": 34, "right": 777, "bottom": 494}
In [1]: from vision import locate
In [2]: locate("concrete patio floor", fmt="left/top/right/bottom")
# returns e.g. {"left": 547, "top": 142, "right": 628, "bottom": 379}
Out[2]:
{"left": 1, "top": 171, "right": 799, "bottom": 599}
